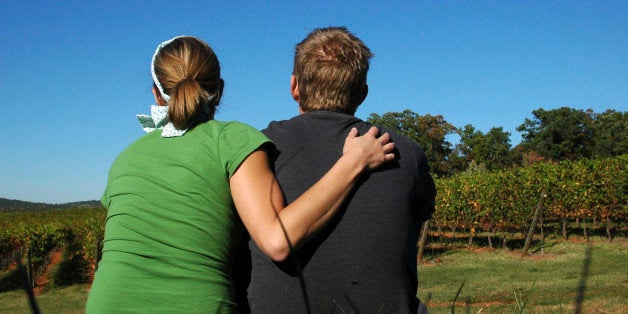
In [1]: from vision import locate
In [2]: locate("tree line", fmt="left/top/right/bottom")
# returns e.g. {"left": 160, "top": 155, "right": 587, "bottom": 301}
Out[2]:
{"left": 0, "top": 198, "right": 102, "bottom": 213}
{"left": 368, "top": 107, "right": 627, "bottom": 177}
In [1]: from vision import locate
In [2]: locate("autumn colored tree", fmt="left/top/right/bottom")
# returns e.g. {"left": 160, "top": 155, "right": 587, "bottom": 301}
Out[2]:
{"left": 367, "top": 109, "right": 456, "bottom": 177}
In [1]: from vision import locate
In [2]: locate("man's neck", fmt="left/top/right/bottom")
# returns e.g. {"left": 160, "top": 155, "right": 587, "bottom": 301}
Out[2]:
{"left": 299, "top": 107, "right": 355, "bottom": 116}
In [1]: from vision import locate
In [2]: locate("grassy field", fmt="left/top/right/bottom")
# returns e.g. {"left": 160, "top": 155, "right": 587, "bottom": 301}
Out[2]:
{"left": 419, "top": 237, "right": 627, "bottom": 313}
{"left": 1, "top": 237, "right": 625, "bottom": 313}
{"left": 0, "top": 283, "right": 89, "bottom": 314}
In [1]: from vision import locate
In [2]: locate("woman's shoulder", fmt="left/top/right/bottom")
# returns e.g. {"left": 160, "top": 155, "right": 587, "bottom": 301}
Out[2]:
{"left": 197, "top": 119, "right": 260, "bottom": 132}
{"left": 195, "top": 120, "right": 264, "bottom": 140}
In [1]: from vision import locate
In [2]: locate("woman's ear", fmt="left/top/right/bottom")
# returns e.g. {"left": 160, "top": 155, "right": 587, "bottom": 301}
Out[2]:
{"left": 290, "top": 75, "right": 300, "bottom": 103}
{"left": 152, "top": 85, "right": 167, "bottom": 106}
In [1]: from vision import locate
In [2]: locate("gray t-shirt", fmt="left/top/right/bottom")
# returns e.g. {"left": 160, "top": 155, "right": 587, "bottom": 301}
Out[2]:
{"left": 244, "top": 110, "right": 436, "bottom": 313}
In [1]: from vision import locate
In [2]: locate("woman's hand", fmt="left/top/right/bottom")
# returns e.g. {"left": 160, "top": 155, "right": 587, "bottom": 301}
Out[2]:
{"left": 343, "top": 126, "right": 395, "bottom": 170}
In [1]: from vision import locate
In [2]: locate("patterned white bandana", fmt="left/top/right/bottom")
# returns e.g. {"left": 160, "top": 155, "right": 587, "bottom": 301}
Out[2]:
{"left": 137, "top": 105, "right": 187, "bottom": 138}
{"left": 151, "top": 36, "right": 186, "bottom": 102}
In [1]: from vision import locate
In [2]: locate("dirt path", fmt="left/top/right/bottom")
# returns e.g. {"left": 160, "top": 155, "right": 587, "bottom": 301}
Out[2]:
{"left": 33, "top": 249, "right": 63, "bottom": 296}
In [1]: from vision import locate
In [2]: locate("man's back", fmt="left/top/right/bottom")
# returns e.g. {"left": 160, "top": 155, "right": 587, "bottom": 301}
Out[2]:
{"left": 247, "top": 110, "right": 435, "bottom": 313}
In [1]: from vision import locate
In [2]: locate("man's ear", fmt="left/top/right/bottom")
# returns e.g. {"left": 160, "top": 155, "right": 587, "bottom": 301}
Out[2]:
{"left": 357, "top": 83, "right": 368, "bottom": 105}
{"left": 290, "top": 75, "right": 300, "bottom": 103}
{"left": 216, "top": 78, "right": 225, "bottom": 103}
{"left": 152, "top": 86, "right": 167, "bottom": 106}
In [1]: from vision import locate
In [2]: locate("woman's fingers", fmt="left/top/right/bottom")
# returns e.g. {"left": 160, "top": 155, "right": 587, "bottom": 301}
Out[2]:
{"left": 383, "top": 142, "right": 395, "bottom": 156}
{"left": 347, "top": 127, "right": 359, "bottom": 139}
{"left": 366, "top": 126, "right": 379, "bottom": 137}
{"left": 377, "top": 132, "right": 391, "bottom": 146}
{"left": 343, "top": 126, "right": 396, "bottom": 170}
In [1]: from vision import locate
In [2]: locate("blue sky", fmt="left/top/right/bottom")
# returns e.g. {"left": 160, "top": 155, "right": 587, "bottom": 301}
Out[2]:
{"left": 1, "top": 1, "right": 626, "bottom": 203}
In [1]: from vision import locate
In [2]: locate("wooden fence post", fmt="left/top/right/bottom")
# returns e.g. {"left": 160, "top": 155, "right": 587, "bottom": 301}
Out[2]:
{"left": 606, "top": 217, "right": 613, "bottom": 243}
{"left": 417, "top": 220, "right": 430, "bottom": 262}
{"left": 521, "top": 192, "right": 547, "bottom": 257}
{"left": 26, "top": 247, "right": 34, "bottom": 289}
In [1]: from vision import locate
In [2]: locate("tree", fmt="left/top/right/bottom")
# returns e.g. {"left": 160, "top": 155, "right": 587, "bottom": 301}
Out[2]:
{"left": 591, "top": 109, "right": 627, "bottom": 158}
{"left": 516, "top": 107, "right": 595, "bottom": 161}
{"left": 457, "top": 124, "right": 515, "bottom": 170}
{"left": 368, "top": 109, "right": 457, "bottom": 177}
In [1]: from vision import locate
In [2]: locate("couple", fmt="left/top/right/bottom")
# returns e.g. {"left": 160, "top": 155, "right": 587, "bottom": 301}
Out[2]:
{"left": 86, "top": 27, "right": 436, "bottom": 313}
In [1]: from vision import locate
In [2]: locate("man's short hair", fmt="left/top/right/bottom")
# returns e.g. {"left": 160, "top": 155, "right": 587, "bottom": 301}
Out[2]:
{"left": 293, "top": 27, "right": 373, "bottom": 115}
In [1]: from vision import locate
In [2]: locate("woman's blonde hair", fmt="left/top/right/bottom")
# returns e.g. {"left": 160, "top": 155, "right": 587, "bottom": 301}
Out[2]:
{"left": 293, "top": 27, "right": 373, "bottom": 115}
{"left": 152, "top": 36, "right": 222, "bottom": 129}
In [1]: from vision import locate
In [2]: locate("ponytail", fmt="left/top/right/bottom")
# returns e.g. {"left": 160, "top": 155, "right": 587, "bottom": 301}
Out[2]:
{"left": 168, "top": 78, "right": 211, "bottom": 130}
{"left": 151, "top": 36, "right": 222, "bottom": 130}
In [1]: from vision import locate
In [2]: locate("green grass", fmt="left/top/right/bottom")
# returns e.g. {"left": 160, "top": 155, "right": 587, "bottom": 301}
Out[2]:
{"left": 0, "top": 283, "right": 90, "bottom": 314}
{"left": 419, "top": 237, "right": 627, "bottom": 313}
{"left": 0, "top": 238, "right": 625, "bottom": 313}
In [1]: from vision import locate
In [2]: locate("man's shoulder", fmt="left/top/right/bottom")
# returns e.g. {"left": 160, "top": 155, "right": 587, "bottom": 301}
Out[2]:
{"left": 262, "top": 116, "right": 302, "bottom": 138}
{"left": 262, "top": 111, "right": 355, "bottom": 138}
{"left": 372, "top": 124, "right": 420, "bottom": 149}
{"left": 262, "top": 117, "right": 295, "bottom": 131}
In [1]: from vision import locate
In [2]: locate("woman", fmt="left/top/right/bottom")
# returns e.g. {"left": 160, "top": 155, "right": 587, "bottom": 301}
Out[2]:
{"left": 86, "top": 36, "right": 394, "bottom": 312}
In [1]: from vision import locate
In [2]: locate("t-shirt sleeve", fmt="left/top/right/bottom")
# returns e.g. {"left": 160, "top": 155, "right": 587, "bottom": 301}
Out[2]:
{"left": 101, "top": 167, "right": 114, "bottom": 209}
{"left": 218, "top": 122, "right": 272, "bottom": 178}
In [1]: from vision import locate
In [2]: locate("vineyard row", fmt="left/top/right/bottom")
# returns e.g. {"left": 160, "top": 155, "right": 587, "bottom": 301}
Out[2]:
{"left": 1, "top": 155, "right": 626, "bottom": 289}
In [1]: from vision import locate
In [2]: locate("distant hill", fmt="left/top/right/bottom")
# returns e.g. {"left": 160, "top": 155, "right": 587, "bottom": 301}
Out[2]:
{"left": 0, "top": 197, "right": 102, "bottom": 212}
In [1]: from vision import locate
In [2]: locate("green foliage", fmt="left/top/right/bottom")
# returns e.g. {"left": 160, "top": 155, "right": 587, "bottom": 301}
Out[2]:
{"left": 5, "top": 223, "right": 68, "bottom": 267}
{"left": 0, "top": 207, "right": 106, "bottom": 291}
{"left": 456, "top": 124, "right": 516, "bottom": 170}
{"left": 517, "top": 107, "right": 595, "bottom": 161}
{"left": 367, "top": 107, "right": 625, "bottom": 176}
{"left": 591, "top": 109, "right": 628, "bottom": 158}
{"left": 52, "top": 232, "right": 91, "bottom": 286}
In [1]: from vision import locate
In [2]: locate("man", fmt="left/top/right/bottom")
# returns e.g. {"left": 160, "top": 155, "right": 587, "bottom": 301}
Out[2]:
{"left": 245, "top": 26, "right": 436, "bottom": 313}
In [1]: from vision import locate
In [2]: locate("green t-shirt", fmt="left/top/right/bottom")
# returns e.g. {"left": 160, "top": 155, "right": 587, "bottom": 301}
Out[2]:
{"left": 86, "top": 120, "right": 270, "bottom": 313}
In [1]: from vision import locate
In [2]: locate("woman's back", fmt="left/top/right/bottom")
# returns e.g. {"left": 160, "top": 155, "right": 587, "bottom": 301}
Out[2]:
{"left": 86, "top": 120, "right": 269, "bottom": 313}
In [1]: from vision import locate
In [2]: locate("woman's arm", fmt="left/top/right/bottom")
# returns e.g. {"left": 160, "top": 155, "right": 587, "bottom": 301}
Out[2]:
{"left": 230, "top": 127, "right": 394, "bottom": 261}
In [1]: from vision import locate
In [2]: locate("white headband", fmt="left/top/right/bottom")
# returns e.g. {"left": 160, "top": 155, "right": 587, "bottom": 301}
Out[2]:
{"left": 151, "top": 36, "right": 187, "bottom": 102}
